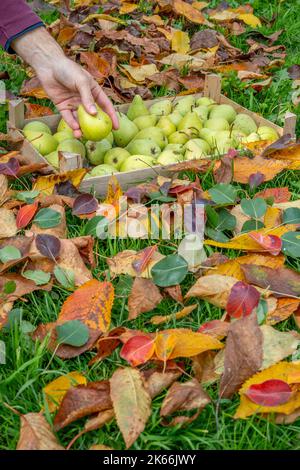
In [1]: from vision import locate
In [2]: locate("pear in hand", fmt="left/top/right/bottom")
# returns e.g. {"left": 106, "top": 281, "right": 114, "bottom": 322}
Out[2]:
{"left": 78, "top": 104, "right": 112, "bottom": 141}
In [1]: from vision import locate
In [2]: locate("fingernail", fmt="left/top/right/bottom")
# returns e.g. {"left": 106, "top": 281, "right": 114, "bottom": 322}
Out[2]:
{"left": 90, "top": 105, "right": 97, "bottom": 114}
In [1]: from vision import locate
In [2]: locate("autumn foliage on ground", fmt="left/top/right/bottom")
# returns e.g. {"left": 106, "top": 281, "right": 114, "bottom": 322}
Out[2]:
{"left": 1, "top": 0, "right": 300, "bottom": 451}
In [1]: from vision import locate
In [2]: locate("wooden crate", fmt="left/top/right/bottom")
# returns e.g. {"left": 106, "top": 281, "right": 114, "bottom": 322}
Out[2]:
{"left": 7, "top": 75, "right": 297, "bottom": 197}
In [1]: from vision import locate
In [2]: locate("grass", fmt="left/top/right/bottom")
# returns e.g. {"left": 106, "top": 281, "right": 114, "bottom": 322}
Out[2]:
{"left": 1, "top": 0, "right": 300, "bottom": 451}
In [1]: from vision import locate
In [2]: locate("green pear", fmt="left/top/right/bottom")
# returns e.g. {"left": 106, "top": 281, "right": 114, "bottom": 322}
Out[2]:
{"left": 204, "top": 117, "right": 230, "bottom": 131}
{"left": 214, "top": 131, "right": 235, "bottom": 155}
{"left": 157, "top": 150, "right": 182, "bottom": 165}
{"left": 174, "top": 96, "right": 195, "bottom": 116}
{"left": 196, "top": 97, "right": 215, "bottom": 107}
{"left": 185, "top": 139, "right": 211, "bottom": 160}
{"left": 209, "top": 104, "right": 236, "bottom": 124}
{"left": 165, "top": 143, "right": 185, "bottom": 154}
{"left": 57, "top": 118, "right": 73, "bottom": 133}
{"left": 133, "top": 114, "right": 158, "bottom": 130}
{"left": 26, "top": 131, "right": 58, "bottom": 156}
{"left": 78, "top": 104, "right": 112, "bottom": 141}
{"left": 85, "top": 164, "right": 116, "bottom": 178}
{"left": 106, "top": 132, "right": 114, "bottom": 145}
{"left": 104, "top": 148, "right": 130, "bottom": 170}
{"left": 149, "top": 99, "right": 172, "bottom": 116}
{"left": 120, "top": 155, "right": 157, "bottom": 172}
{"left": 168, "top": 131, "right": 190, "bottom": 145}
{"left": 199, "top": 128, "right": 218, "bottom": 149}
{"left": 86, "top": 139, "right": 112, "bottom": 165}
{"left": 57, "top": 139, "right": 86, "bottom": 158}
{"left": 193, "top": 105, "right": 209, "bottom": 121}
{"left": 232, "top": 113, "right": 257, "bottom": 136}
{"left": 178, "top": 111, "right": 203, "bottom": 133}
{"left": 112, "top": 112, "right": 139, "bottom": 147}
{"left": 127, "top": 95, "right": 149, "bottom": 121}
{"left": 133, "top": 127, "right": 167, "bottom": 150}
{"left": 23, "top": 121, "right": 52, "bottom": 136}
{"left": 53, "top": 130, "right": 73, "bottom": 143}
{"left": 156, "top": 116, "right": 176, "bottom": 137}
{"left": 241, "top": 132, "right": 261, "bottom": 143}
{"left": 44, "top": 150, "right": 59, "bottom": 169}
{"left": 168, "top": 111, "right": 183, "bottom": 127}
{"left": 126, "top": 139, "right": 161, "bottom": 158}
{"left": 257, "top": 126, "right": 279, "bottom": 142}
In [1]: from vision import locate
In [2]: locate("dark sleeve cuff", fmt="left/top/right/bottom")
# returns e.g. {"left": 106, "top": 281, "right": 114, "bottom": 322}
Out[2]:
{"left": 5, "top": 22, "right": 45, "bottom": 53}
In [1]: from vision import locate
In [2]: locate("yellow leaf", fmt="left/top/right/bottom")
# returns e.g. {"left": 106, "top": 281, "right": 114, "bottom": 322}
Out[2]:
{"left": 107, "top": 249, "right": 165, "bottom": 278}
{"left": 171, "top": 30, "right": 190, "bottom": 54}
{"left": 33, "top": 169, "right": 87, "bottom": 195}
{"left": 151, "top": 304, "right": 197, "bottom": 325}
{"left": 43, "top": 372, "right": 87, "bottom": 413}
{"left": 263, "top": 207, "right": 281, "bottom": 229}
{"left": 204, "top": 224, "right": 297, "bottom": 251}
{"left": 120, "top": 2, "right": 138, "bottom": 14}
{"left": 143, "top": 14, "right": 165, "bottom": 26}
{"left": 266, "top": 297, "right": 300, "bottom": 325}
{"left": 235, "top": 362, "right": 300, "bottom": 419}
{"left": 82, "top": 14, "right": 125, "bottom": 25}
{"left": 238, "top": 13, "right": 262, "bottom": 27}
{"left": 120, "top": 64, "right": 159, "bottom": 84}
{"left": 173, "top": 0, "right": 212, "bottom": 25}
{"left": 192, "top": 2, "right": 209, "bottom": 11}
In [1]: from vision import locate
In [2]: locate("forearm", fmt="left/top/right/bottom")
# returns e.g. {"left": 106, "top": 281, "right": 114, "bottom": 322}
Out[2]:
{"left": 12, "top": 27, "right": 65, "bottom": 71}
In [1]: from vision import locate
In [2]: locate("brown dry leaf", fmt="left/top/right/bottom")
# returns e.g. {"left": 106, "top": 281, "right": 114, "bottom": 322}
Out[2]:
{"left": 20, "top": 76, "right": 47, "bottom": 99}
{"left": 163, "top": 285, "right": 183, "bottom": 303}
{"left": 0, "top": 273, "right": 51, "bottom": 303}
{"left": 110, "top": 367, "right": 151, "bottom": 448}
{"left": 205, "top": 254, "right": 285, "bottom": 281}
{"left": 54, "top": 381, "right": 112, "bottom": 431}
{"left": 171, "top": 30, "right": 190, "bottom": 54}
{"left": 241, "top": 264, "right": 300, "bottom": 298}
{"left": 185, "top": 274, "right": 238, "bottom": 308}
{"left": 160, "top": 378, "right": 210, "bottom": 426}
{"left": 107, "top": 249, "right": 164, "bottom": 278}
{"left": 266, "top": 298, "right": 300, "bottom": 325}
{"left": 128, "top": 278, "right": 163, "bottom": 320}
{"left": 57, "top": 26, "right": 76, "bottom": 46}
{"left": 151, "top": 304, "right": 197, "bottom": 325}
{"left": 80, "top": 51, "right": 112, "bottom": 83}
{"left": 261, "top": 325, "right": 300, "bottom": 369}
{"left": 43, "top": 372, "right": 87, "bottom": 413}
{"left": 95, "top": 30, "right": 160, "bottom": 56}
{"left": 120, "top": 64, "right": 159, "bottom": 84}
{"left": 235, "top": 362, "right": 300, "bottom": 419}
{"left": 220, "top": 313, "right": 263, "bottom": 398}
{"left": 233, "top": 155, "right": 290, "bottom": 183}
{"left": 192, "top": 351, "right": 220, "bottom": 385}
{"left": 145, "top": 367, "right": 183, "bottom": 399}
{"left": 33, "top": 169, "right": 87, "bottom": 195}
{"left": 173, "top": 0, "right": 212, "bottom": 26}
{"left": 143, "top": 14, "right": 165, "bottom": 26}
{"left": 17, "top": 413, "right": 64, "bottom": 450}
{"left": 0, "top": 174, "right": 8, "bottom": 205}
{"left": 0, "top": 208, "right": 17, "bottom": 238}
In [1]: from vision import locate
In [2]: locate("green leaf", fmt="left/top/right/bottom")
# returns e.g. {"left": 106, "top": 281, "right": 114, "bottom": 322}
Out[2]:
{"left": 16, "top": 189, "right": 40, "bottom": 204}
{"left": 33, "top": 208, "right": 62, "bottom": 228}
{"left": 208, "top": 183, "right": 237, "bottom": 205}
{"left": 56, "top": 320, "right": 89, "bottom": 347}
{"left": 240, "top": 198, "right": 267, "bottom": 219}
{"left": 151, "top": 254, "right": 188, "bottom": 287}
{"left": 149, "top": 192, "right": 176, "bottom": 203}
{"left": 282, "top": 208, "right": 300, "bottom": 225}
{"left": 84, "top": 215, "right": 107, "bottom": 237}
{"left": 54, "top": 266, "right": 75, "bottom": 290}
{"left": 0, "top": 246, "right": 22, "bottom": 263}
{"left": 205, "top": 205, "right": 219, "bottom": 229}
{"left": 3, "top": 281, "right": 16, "bottom": 294}
{"left": 256, "top": 299, "right": 268, "bottom": 325}
{"left": 205, "top": 227, "right": 229, "bottom": 243}
{"left": 22, "top": 270, "right": 51, "bottom": 286}
{"left": 281, "top": 231, "right": 300, "bottom": 258}
{"left": 216, "top": 208, "right": 236, "bottom": 231}
{"left": 241, "top": 219, "right": 264, "bottom": 233}
{"left": 3, "top": 308, "right": 23, "bottom": 330}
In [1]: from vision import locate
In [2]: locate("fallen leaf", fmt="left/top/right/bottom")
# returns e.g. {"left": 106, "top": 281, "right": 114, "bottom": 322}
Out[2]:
{"left": 186, "top": 274, "right": 238, "bottom": 308}
{"left": 17, "top": 413, "right": 64, "bottom": 450}
{"left": 248, "top": 232, "right": 282, "bottom": 256}
{"left": 120, "top": 335, "right": 155, "bottom": 367}
{"left": 128, "top": 278, "right": 163, "bottom": 320}
{"left": 226, "top": 281, "right": 260, "bottom": 319}
{"left": 261, "top": 325, "right": 300, "bottom": 369}
{"left": 173, "top": 0, "right": 211, "bottom": 25}
{"left": 43, "top": 372, "right": 87, "bottom": 413}
{"left": 171, "top": 30, "right": 190, "bottom": 54}
{"left": 107, "top": 249, "right": 164, "bottom": 278}
{"left": 151, "top": 304, "right": 197, "bottom": 325}
{"left": 197, "top": 319, "right": 229, "bottom": 339}
{"left": 16, "top": 203, "right": 38, "bottom": 230}
{"left": 266, "top": 298, "right": 300, "bottom": 325}
{"left": 33, "top": 169, "right": 87, "bottom": 195}
{"left": 0, "top": 208, "right": 17, "bottom": 238}
{"left": 241, "top": 264, "right": 300, "bottom": 298}
{"left": 245, "top": 380, "right": 292, "bottom": 406}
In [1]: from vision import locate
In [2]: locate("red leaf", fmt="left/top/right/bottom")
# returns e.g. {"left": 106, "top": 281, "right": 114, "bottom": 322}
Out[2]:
{"left": 249, "top": 232, "right": 282, "bottom": 256}
{"left": 197, "top": 320, "right": 229, "bottom": 339}
{"left": 226, "top": 281, "right": 260, "bottom": 319}
{"left": 120, "top": 335, "right": 155, "bottom": 366}
{"left": 16, "top": 202, "right": 38, "bottom": 229}
{"left": 245, "top": 379, "right": 292, "bottom": 406}
{"left": 255, "top": 187, "right": 291, "bottom": 203}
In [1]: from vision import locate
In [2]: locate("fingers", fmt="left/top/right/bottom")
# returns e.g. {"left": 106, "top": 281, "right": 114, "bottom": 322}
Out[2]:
{"left": 59, "top": 109, "right": 82, "bottom": 138}
{"left": 77, "top": 77, "right": 97, "bottom": 115}
{"left": 92, "top": 83, "right": 119, "bottom": 130}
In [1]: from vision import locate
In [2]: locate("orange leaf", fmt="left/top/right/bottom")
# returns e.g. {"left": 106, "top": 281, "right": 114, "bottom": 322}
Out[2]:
{"left": 25, "top": 103, "right": 53, "bottom": 119}
{"left": 233, "top": 155, "right": 290, "bottom": 184}
{"left": 173, "top": 0, "right": 211, "bottom": 25}
{"left": 16, "top": 202, "right": 38, "bottom": 229}
{"left": 80, "top": 51, "right": 111, "bottom": 83}
{"left": 120, "top": 2, "right": 138, "bottom": 14}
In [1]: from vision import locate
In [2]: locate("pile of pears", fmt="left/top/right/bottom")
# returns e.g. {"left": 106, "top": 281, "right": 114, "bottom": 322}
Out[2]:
{"left": 23, "top": 96, "right": 279, "bottom": 179}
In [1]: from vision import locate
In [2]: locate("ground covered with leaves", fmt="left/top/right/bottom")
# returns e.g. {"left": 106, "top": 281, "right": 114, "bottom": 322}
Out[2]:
{"left": 1, "top": 0, "right": 300, "bottom": 451}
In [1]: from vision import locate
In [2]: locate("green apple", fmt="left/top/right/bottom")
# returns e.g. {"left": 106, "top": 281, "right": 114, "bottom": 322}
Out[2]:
{"left": 112, "top": 112, "right": 139, "bottom": 147}
{"left": 174, "top": 96, "right": 195, "bottom": 116}
{"left": 106, "top": 132, "right": 114, "bottom": 145}
{"left": 133, "top": 114, "right": 158, "bottom": 130}
{"left": 185, "top": 139, "right": 211, "bottom": 160}
{"left": 149, "top": 99, "right": 172, "bottom": 116}
{"left": 126, "top": 139, "right": 161, "bottom": 158}
{"left": 232, "top": 113, "right": 257, "bottom": 136}
{"left": 157, "top": 150, "right": 182, "bottom": 165}
{"left": 23, "top": 121, "right": 52, "bottom": 136}
{"left": 26, "top": 131, "right": 58, "bottom": 156}
{"left": 204, "top": 117, "right": 230, "bottom": 131}
{"left": 156, "top": 116, "right": 176, "bottom": 137}
{"left": 132, "top": 127, "right": 167, "bottom": 150}
{"left": 120, "top": 155, "right": 157, "bottom": 172}
{"left": 127, "top": 95, "right": 149, "bottom": 121}
{"left": 86, "top": 139, "right": 112, "bottom": 165}
{"left": 257, "top": 126, "right": 279, "bottom": 142}
{"left": 78, "top": 104, "right": 112, "bottom": 141}
{"left": 104, "top": 148, "right": 130, "bottom": 170}
{"left": 209, "top": 104, "right": 237, "bottom": 124}
{"left": 53, "top": 130, "right": 73, "bottom": 143}
{"left": 85, "top": 164, "right": 116, "bottom": 178}
{"left": 57, "top": 139, "right": 86, "bottom": 158}
{"left": 44, "top": 150, "right": 59, "bottom": 168}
